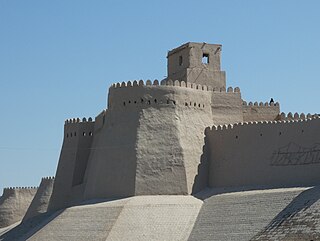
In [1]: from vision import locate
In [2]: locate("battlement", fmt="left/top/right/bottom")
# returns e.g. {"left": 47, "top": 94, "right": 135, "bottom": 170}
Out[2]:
{"left": 110, "top": 79, "right": 240, "bottom": 93}
{"left": 3, "top": 186, "right": 38, "bottom": 191}
{"left": 242, "top": 100, "right": 280, "bottom": 122}
{"left": 64, "top": 117, "right": 95, "bottom": 139}
{"left": 277, "top": 112, "right": 318, "bottom": 121}
{"left": 42, "top": 176, "right": 55, "bottom": 181}
{"left": 2, "top": 187, "right": 38, "bottom": 197}
{"left": 243, "top": 101, "right": 279, "bottom": 107}
{"left": 65, "top": 117, "right": 93, "bottom": 125}
{"left": 209, "top": 114, "right": 320, "bottom": 131}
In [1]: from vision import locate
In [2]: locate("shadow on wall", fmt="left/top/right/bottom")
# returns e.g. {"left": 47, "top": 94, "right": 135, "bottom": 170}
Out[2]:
{"left": 251, "top": 186, "right": 320, "bottom": 240}
{"left": 0, "top": 210, "right": 64, "bottom": 241}
{"left": 191, "top": 135, "right": 209, "bottom": 195}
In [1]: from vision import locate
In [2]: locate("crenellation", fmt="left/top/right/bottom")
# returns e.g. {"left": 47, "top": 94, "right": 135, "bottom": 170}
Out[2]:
{"left": 109, "top": 78, "right": 240, "bottom": 93}
{"left": 214, "top": 118, "right": 308, "bottom": 131}
{"left": 109, "top": 79, "right": 241, "bottom": 93}
{"left": 65, "top": 117, "right": 94, "bottom": 125}
{"left": 42, "top": 176, "right": 55, "bottom": 181}
{"left": 277, "top": 112, "right": 318, "bottom": 121}
{"left": 146, "top": 79, "right": 152, "bottom": 85}
{"left": 153, "top": 79, "right": 159, "bottom": 85}
{"left": 3, "top": 186, "right": 38, "bottom": 191}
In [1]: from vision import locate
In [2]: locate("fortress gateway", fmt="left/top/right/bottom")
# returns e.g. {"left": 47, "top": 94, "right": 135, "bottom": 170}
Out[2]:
{"left": 1, "top": 42, "right": 320, "bottom": 241}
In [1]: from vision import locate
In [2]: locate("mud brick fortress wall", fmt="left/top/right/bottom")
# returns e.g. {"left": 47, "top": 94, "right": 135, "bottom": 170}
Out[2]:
{"left": 45, "top": 42, "right": 320, "bottom": 212}
{"left": 1, "top": 43, "right": 318, "bottom": 232}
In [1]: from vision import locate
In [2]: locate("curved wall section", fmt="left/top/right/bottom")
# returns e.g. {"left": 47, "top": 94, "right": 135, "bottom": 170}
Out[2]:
{"left": 83, "top": 80, "right": 213, "bottom": 199}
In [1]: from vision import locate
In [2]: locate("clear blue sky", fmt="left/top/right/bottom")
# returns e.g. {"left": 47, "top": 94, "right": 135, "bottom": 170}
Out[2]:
{"left": 0, "top": 0, "right": 319, "bottom": 192}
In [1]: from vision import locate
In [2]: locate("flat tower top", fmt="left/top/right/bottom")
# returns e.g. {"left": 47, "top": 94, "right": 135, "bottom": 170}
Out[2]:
{"left": 167, "top": 42, "right": 222, "bottom": 57}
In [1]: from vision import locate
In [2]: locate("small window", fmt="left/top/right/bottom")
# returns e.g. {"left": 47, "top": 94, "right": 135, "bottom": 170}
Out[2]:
{"left": 179, "top": 56, "right": 183, "bottom": 66}
{"left": 202, "top": 53, "right": 209, "bottom": 64}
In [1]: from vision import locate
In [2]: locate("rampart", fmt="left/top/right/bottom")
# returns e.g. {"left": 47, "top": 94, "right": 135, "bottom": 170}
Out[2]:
{"left": 206, "top": 116, "right": 320, "bottom": 189}
{"left": 48, "top": 118, "right": 95, "bottom": 211}
{"left": 23, "top": 177, "right": 54, "bottom": 221}
{"left": 82, "top": 79, "right": 214, "bottom": 201}
{"left": 242, "top": 101, "right": 280, "bottom": 122}
{"left": 0, "top": 187, "right": 38, "bottom": 228}
{"left": 211, "top": 86, "right": 243, "bottom": 125}
{"left": 49, "top": 78, "right": 264, "bottom": 209}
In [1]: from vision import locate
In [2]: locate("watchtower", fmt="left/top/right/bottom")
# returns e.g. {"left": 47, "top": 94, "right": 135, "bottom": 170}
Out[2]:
{"left": 167, "top": 42, "right": 226, "bottom": 89}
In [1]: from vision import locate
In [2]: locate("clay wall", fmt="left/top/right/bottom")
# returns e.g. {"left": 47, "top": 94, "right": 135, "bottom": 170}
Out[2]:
{"left": 242, "top": 101, "right": 280, "bottom": 122}
{"left": 23, "top": 177, "right": 54, "bottom": 221}
{"left": 206, "top": 116, "right": 320, "bottom": 189}
{"left": 82, "top": 79, "right": 213, "bottom": 200}
{"left": 48, "top": 118, "right": 94, "bottom": 211}
{"left": 0, "top": 187, "right": 37, "bottom": 228}
{"left": 211, "top": 86, "right": 243, "bottom": 125}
